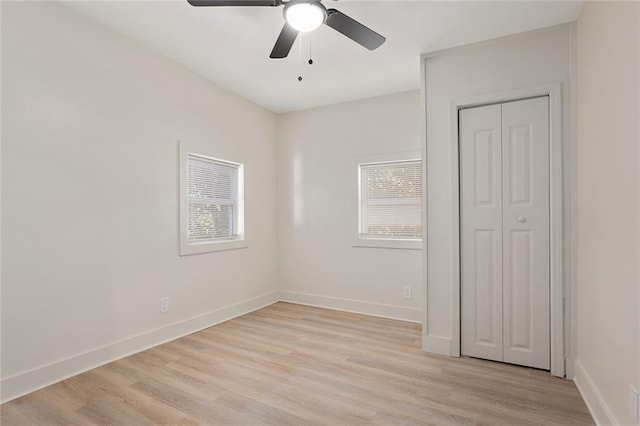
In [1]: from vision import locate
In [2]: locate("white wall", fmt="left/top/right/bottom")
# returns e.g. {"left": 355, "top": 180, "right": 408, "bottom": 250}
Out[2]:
{"left": 422, "top": 25, "right": 575, "bottom": 359}
{"left": 276, "top": 91, "right": 423, "bottom": 322}
{"left": 575, "top": 2, "right": 640, "bottom": 424}
{"left": 1, "top": 1, "right": 278, "bottom": 402}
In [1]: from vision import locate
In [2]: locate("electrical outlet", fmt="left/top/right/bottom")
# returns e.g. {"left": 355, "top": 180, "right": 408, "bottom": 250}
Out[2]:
{"left": 630, "top": 385, "right": 639, "bottom": 424}
{"left": 403, "top": 286, "right": 412, "bottom": 300}
{"left": 159, "top": 297, "right": 170, "bottom": 313}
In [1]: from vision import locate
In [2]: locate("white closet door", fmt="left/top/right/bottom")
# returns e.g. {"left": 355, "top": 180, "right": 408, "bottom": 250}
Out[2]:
{"left": 460, "top": 104, "right": 503, "bottom": 362}
{"left": 460, "top": 97, "right": 550, "bottom": 370}
{"left": 501, "top": 97, "right": 550, "bottom": 370}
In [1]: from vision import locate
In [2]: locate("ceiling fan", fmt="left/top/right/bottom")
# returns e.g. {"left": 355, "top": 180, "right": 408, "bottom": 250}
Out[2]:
{"left": 187, "top": 0, "right": 386, "bottom": 59}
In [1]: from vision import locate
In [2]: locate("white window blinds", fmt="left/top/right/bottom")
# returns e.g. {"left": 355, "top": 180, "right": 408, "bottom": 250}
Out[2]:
{"left": 187, "top": 154, "right": 239, "bottom": 242}
{"left": 359, "top": 160, "right": 423, "bottom": 240}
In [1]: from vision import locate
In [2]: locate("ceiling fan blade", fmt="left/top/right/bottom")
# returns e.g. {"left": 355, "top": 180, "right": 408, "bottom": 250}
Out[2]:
{"left": 187, "top": 0, "right": 282, "bottom": 6}
{"left": 270, "top": 23, "right": 299, "bottom": 59}
{"left": 325, "top": 9, "right": 385, "bottom": 51}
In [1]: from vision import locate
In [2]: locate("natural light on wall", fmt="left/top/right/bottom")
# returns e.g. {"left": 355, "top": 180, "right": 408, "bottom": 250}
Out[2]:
{"left": 293, "top": 154, "right": 304, "bottom": 226}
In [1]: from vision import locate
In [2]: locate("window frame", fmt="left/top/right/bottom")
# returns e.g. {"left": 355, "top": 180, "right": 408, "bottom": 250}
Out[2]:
{"left": 353, "top": 152, "right": 423, "bottom": 250}
{"left": 179, "top": 141, "right": 246, "bottom": 255}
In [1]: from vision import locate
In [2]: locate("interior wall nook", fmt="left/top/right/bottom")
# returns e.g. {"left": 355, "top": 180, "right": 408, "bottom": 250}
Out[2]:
{"left": 420, "top": 25, "right": 575, "bottom": 378}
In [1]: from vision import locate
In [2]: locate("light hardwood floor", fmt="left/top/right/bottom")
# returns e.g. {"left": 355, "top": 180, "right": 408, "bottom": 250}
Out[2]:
{"left": 1, "top": 302, "right": 593, "bottom": 425}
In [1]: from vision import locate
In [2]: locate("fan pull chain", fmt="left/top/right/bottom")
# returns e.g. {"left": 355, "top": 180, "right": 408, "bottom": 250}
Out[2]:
{"left": 297, "top": 33, "right": 304, "bottom": 82}
{"left": 297, "top": 33, "right": 315, "bottom": 82}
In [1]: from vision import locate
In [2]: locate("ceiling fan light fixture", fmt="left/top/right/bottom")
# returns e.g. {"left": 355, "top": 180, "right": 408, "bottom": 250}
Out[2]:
{"left": 284, "top": 2, "right": 326, "bottom": 32}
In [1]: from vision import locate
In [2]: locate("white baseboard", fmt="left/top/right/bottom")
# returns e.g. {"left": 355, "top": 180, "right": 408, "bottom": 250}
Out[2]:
{"left": 565, "top": 357, "right": 576, "bottom": 380}
{"left": 1, "top": 291, "right": 423, "bottom": 404}
{"left": 574, "top": 360, "right": 617, "bottom": 425}
{"left": 278, "top": 290, "right": 423, "bottom": 323}
{"left": 421, "top": 334, "right": 452, "bottom": 356}
{"left": 0, "top": 291, "right": 279, "bottom": 404}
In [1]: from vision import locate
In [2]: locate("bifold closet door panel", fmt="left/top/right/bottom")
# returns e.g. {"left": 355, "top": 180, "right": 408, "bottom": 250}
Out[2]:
{"left": 501, "top": 97, "right": 550, "bottom": 370}
{"left": 460, "top": 104, "right": 503, "bottom": 362}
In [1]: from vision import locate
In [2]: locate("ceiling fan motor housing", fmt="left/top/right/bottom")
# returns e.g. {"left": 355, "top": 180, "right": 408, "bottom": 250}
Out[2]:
{"left": 284, "top": 0, "right": 327, "bottom": 33}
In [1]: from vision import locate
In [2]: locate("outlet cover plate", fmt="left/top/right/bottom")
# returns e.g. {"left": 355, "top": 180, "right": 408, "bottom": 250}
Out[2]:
{"left": 403, "top": 286, "right": 412, "bottom": 299}
{"left": 160, "top": 297, "right": 170, "bottom": 313}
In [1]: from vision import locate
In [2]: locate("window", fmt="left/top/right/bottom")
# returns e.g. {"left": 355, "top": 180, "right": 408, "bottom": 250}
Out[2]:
{"left": 179, "top": 143, "right": 245, "bottom": 255}
{"left": 356, "top": 157, "right": 423, "bottom": 249}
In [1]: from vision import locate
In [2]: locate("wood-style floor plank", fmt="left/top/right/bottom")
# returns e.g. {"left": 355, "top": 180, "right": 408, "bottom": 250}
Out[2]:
{"left": 1, "top": 302, "right": 593, "bottom": 425}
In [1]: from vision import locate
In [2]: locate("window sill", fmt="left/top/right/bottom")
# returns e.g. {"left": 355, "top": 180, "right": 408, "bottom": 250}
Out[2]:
{"left": 180, "top": 239, "right": 248, "bottom": 256}
{"left": 353, "top": 238, "right": 422, "bottom": 250}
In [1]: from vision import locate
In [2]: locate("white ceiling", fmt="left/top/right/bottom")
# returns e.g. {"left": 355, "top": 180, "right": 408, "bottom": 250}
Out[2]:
{"left": 63, "top": 0, "right": 583, "bottom": 113}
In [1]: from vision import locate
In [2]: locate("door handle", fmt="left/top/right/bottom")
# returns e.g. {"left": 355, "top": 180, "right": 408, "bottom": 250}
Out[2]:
{"left": 517, "top": 216, "right": 527, "bottom": 223}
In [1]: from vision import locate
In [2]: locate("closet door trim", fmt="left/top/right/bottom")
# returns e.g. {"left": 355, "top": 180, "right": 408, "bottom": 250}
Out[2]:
{"left": 447, "top": 84, "right": 564, "bottom": 377}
